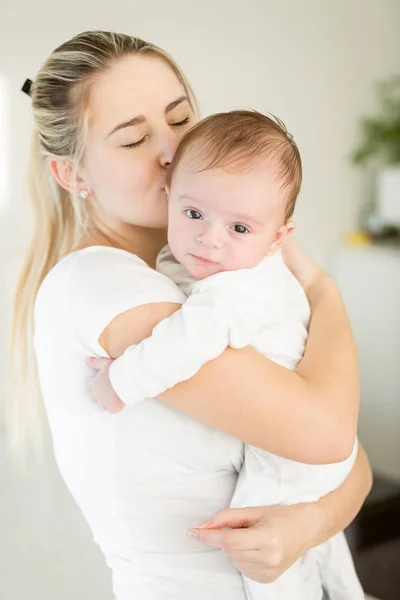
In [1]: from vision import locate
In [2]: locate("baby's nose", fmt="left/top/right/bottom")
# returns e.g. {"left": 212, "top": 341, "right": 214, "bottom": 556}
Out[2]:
{"left": 198, "top": 224, "right": 225, "bottom": 248}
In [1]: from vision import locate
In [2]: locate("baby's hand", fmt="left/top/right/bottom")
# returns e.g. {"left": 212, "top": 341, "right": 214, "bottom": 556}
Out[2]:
{"left": 87, "top": 357, "right": 125, "bottom": 414}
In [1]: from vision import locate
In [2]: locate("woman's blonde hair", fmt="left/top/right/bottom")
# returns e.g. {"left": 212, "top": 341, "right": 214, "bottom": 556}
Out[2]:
{"left": 8, "top": 30, "right": 198, "bottom": 456}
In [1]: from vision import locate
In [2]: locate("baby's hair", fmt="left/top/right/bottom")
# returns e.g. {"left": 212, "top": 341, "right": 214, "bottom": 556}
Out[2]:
{"left": 167, "top": 110, "right": 302, "bottom": 221}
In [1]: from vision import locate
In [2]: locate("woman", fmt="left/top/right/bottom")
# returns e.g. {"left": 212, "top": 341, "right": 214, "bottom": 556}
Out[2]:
{"left": 10, "top": 31, "right": 371, "bottom": 599}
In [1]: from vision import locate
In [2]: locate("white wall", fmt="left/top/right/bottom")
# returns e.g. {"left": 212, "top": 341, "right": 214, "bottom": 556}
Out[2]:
{"left": 1, "top": 1, "right": 400, "bottom": 598}
{"left": 333, "top": 245, "right": 400, "bottom": 482}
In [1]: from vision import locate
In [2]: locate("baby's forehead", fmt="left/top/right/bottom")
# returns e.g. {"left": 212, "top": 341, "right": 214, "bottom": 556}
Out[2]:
{"left": 175, "top": 156, "right": 283, "bottom": 196}
{"left": 178, "top": 146, "right": 282, "bottom": 175}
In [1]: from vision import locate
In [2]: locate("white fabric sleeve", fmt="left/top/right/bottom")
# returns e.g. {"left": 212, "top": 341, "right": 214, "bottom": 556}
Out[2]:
{"left": 67, "top": 248, "right": 186, "bottom": 356}
{"left": 108, "top": 264, "right": 275, "bottom": 405}
{"left": 108, "top": 287, "right": 235, "bottom": 405}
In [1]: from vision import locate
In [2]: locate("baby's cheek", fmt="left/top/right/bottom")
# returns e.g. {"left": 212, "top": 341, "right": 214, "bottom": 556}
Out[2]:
{"left": 167, "top": 224, "right": 189, "bottom": 261}
{"left": 167, "top": 226, "right": 177, "bottom": 251}
{"left": 226, "top": 241, "right": 265, "bottom": 270}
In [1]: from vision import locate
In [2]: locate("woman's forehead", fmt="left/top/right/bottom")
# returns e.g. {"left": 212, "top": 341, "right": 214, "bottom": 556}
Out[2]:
{"left": 87, "top": 54, "right": 186, "bottom": 133}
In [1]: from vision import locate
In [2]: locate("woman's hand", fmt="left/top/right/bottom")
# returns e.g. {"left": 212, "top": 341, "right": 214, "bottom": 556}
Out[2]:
{"left": 282, "top": 237, "right": 327, "bottom": 294}
{"left": 188, "top": 445, "right": 371, "bottom": 583}
{"left": 188, "top": 503, "right": 323, "bottom": 583}
{"left": 87, "top": 356, "right": 125, "bottom": 413}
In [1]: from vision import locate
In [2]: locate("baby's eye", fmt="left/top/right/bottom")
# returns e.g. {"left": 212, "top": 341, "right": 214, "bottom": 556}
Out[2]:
{"left": 185, "top": 209, "right": 203, "bottom": 220}
{"left": 232, "top": 224, "right": 250, "bottom": 234}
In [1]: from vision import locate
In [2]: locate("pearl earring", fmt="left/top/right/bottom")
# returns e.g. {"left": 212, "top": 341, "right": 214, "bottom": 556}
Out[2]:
{"left": 79, "top": 189, "right": 89, "bottom": 200}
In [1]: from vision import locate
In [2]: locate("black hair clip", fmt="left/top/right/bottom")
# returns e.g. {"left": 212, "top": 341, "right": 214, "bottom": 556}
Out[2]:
{"left": 21, "top": 78, "right": 33, "bottom": 97}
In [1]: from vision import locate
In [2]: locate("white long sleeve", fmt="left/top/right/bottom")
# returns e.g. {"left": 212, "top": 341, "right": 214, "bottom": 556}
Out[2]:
{"left": 109, "top": 256, "right": 284, "bottom": 406}
{"left": 109, "top": 288, "right": 231, "bottom": 404}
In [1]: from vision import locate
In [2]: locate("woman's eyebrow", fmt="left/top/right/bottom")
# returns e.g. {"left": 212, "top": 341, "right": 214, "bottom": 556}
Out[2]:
{"left": 107, "top": 96, "right": 189, "bottom": 138}
{"left": 165, "top": 95, "right": 188, "bottom": 114}
{"left": 107, "top": 115, "right": 146, "bottom": 138}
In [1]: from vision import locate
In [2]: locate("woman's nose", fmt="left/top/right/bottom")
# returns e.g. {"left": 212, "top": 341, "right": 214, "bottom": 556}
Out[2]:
{"left": 159, "top": 129, "right": 181, "bottom": 169}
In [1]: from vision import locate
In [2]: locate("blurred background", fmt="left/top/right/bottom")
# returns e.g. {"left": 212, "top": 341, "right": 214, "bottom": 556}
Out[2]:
{"left": 1, "top": 1, "right": 399, "bottom": 599}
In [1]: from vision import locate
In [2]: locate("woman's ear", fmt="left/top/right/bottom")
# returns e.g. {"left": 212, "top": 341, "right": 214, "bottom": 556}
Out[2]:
{"left": 48, "top": 155, "right": 90, "bottom": 197}
{"left": 267, "top": 220, "right": 296, "bottom": 256}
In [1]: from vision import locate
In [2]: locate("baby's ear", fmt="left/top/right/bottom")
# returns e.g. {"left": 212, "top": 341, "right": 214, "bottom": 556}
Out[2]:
{"left": 267, "top": 221, "right": 296, "bottom": 256}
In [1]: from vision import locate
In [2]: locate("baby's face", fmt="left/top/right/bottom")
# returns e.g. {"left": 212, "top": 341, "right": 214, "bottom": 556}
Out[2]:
{"left": 167, "top": 160, "right": 292, "bottom": 279}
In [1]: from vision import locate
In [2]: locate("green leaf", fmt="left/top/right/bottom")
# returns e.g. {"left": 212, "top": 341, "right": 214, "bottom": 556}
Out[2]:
{"left": 351, "top": 75, "right": 400, "bottom": 166}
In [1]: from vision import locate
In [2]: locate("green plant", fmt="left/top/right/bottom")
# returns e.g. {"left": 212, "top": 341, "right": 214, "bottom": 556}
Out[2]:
{"left": 352, "top": 76, "right": 400, "bottom": 166}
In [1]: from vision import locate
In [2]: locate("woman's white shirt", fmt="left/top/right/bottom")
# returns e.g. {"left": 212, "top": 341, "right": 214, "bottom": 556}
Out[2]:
{"left": 33, "top": 246, "right": 246, "bottom": 600}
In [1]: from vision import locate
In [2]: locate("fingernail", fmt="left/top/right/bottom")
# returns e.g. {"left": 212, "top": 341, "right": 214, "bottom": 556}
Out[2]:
{"left": 195, "top": 521, "right": 210, "bottom": 529}
{"left": 187, "top": 529, "right": 200, "bottom": 539}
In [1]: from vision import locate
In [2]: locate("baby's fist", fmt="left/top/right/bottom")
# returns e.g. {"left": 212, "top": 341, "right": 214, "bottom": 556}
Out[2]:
{"left": 87, "top": 357, "right": 125, "bottom": 414}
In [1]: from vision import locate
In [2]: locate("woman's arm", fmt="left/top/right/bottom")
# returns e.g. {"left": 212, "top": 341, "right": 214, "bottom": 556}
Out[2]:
{"left": 159, "top": 274, "right": 358, "bottom": 464}
{"left": 98, "top": 243, "right": 358, "bottom": 464}
{"left": 313, "top": 441, "right": 371, "bottom": 545}
{"left": 188, "top": 442, "right": 372, "bottom": 583}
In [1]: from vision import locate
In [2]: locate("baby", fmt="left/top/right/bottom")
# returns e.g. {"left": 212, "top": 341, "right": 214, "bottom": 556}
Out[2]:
{"left": 105, "top": 111, "right": 363, "bottom": 600}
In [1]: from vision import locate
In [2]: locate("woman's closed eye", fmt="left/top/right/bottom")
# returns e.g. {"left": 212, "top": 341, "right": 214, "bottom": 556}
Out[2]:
{"left": 122, "top": 136, "right": 148, "bottom": 149}
{"left": 171, "top": 116, "right": 191, "bottom": 127}
{"left": 121, "top": 117, "right": 191, "bottom": 149}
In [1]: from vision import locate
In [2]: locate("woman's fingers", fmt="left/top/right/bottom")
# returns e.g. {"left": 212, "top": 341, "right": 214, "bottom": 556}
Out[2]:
{"left": 188, "top": 507, "right": 267, "bottom": 551}
{"left": 193, "top": 525, "right": 291, "bottom": 584}
{"left": 195, "top": 506, "right": 265, "bottom": 530}
{"left": 191, "top": 503, "right": 317, "bottom": 584}
{"left": 225, "top": 549, "right": 262, "bottom": 563}
{"left": 281, "top": 237, "right": 324, "bottom": 291}
{"left": 189, "top": 527, "right": 259, "bottom": 551}
{"left": 190, "top": 506, "right": 279, "bottom": 553}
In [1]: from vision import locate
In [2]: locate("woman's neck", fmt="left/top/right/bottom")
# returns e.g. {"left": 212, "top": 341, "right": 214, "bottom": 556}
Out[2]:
{"left": 75, "top": 222, "right": 168, "bottom": 269}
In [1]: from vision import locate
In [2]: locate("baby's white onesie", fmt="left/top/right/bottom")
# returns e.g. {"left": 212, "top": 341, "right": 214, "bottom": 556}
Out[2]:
{"left": 109, "top": 246, "right": 364, "bottom": 600}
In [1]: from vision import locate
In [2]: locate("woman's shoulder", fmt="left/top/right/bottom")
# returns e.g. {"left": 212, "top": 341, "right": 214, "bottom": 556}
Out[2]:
{"left": 42, "top": 246, "right": 148, "bottom": 289}
{"left": 35, "top": 245, "right": 186, "bottom": 355}
{"left": 36, "top": 246, "right": 145, "bottom": 303}
{"left": 38, "top": 245, "right": 185, "bottom": 307}
{"left": 59, "top": 245, "right": 148, "bottom": 276}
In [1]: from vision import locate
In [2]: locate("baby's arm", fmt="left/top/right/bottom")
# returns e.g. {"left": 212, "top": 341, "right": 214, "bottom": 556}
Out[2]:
{"left": 91, "top": 246, "right": 358, "bottom": 462}
{"left": 109, "top": 286, "right": 249, "bottom": 406}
